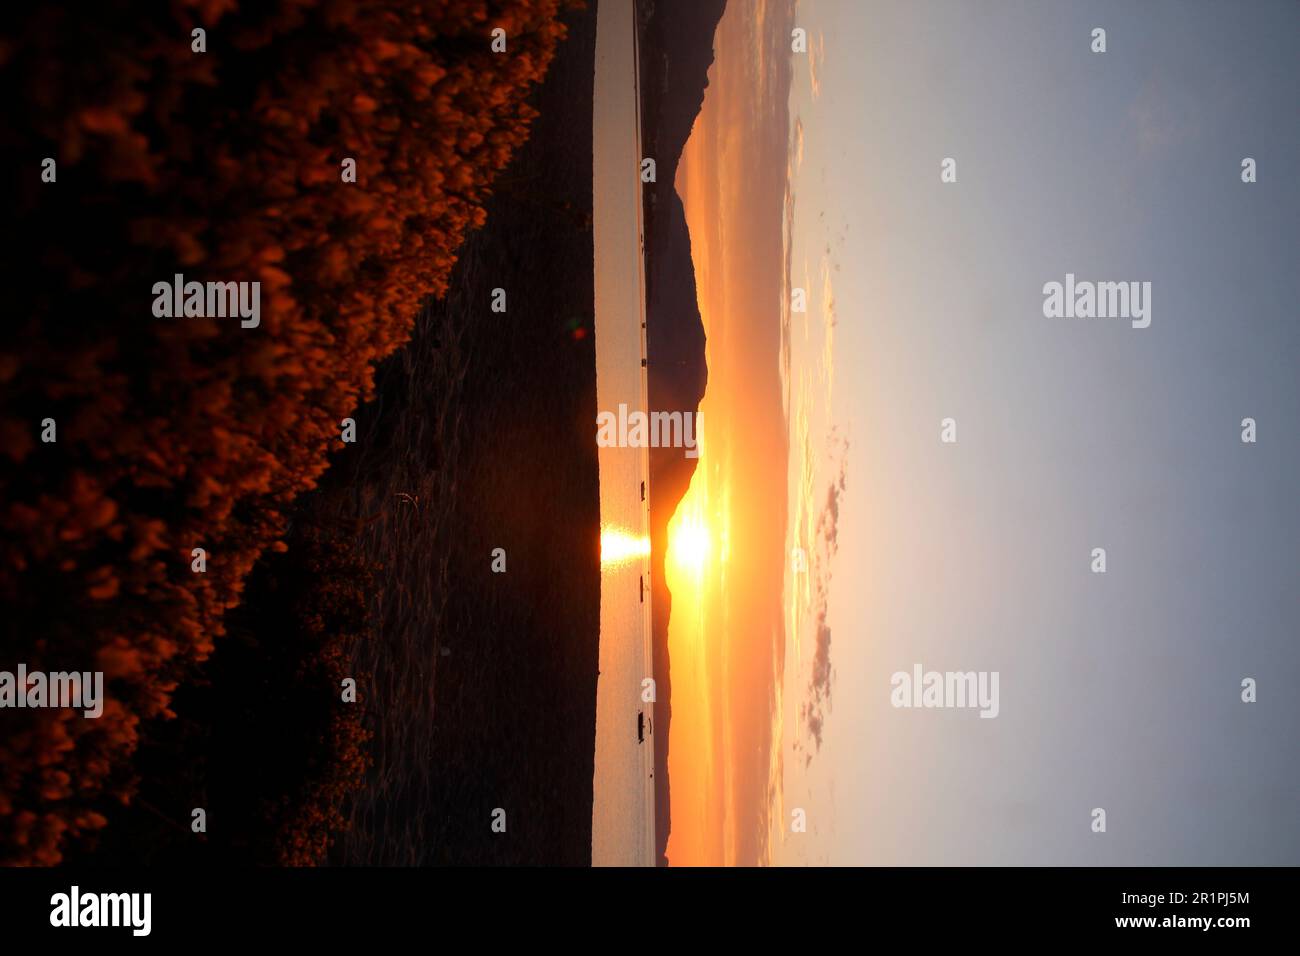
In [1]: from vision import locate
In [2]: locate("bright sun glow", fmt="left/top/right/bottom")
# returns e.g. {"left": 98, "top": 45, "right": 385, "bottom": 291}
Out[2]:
{"left": 600, "top": 527, "right": 650, "bottom": 567}
{"left": 668, "top": 512, "right": 710, "bottom": 573}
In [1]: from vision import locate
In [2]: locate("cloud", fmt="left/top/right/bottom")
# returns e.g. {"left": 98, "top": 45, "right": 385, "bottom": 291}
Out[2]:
{"left": 800, "top": 447, "right": 847, "bottom": 762}
{"left": 801, "top": 621, "right": 832, "bottom": 752}
{"left": 815, "top": 453, "right": 846, "bottom": 557}
{"left": 808, "top": 31, "right": 823, "bottom": 100}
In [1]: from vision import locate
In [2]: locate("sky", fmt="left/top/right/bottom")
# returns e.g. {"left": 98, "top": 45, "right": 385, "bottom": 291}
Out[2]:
{"left": 667, "top": 0, "right": 1300, "bottom": 866}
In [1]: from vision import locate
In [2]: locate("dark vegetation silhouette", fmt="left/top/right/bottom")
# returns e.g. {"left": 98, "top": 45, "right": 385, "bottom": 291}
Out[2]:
{"left": 71, "top": 521, "right": 378, "bottom": 865}
{"left": 0, "top": 0, "right": 571, "bottom": 866}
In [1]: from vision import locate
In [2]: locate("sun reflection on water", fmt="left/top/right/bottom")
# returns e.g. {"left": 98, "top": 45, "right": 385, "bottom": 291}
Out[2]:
{"left": 600, "top": 527, "right": 650, "bottom": 568}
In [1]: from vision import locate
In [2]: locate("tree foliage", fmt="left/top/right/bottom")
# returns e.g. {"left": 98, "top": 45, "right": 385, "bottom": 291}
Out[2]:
{"left": 0, "top": 0, "right": 570, "bottom": 865}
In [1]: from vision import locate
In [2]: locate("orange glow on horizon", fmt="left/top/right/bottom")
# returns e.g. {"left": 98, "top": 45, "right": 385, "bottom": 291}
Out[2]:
{"left": 662, "top": 437, "right": 722, "bottom": 865}
{"left": 663, "top": 0, "right": 795, "bottom": 868}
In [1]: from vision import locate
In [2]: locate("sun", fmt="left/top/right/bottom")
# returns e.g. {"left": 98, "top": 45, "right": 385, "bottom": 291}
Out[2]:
{"left": 668, "top": 512, "right": 710, "bottom": 574}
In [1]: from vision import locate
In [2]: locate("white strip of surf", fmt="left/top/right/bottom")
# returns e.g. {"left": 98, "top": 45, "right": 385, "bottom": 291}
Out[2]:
{"left": 591, "top": 0, "right": 656, "bottom": 867}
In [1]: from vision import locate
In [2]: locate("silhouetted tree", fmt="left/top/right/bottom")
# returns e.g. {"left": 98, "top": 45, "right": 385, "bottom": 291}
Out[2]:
{"left": 0, "top": 0, "right": 574, "bottom": 865}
